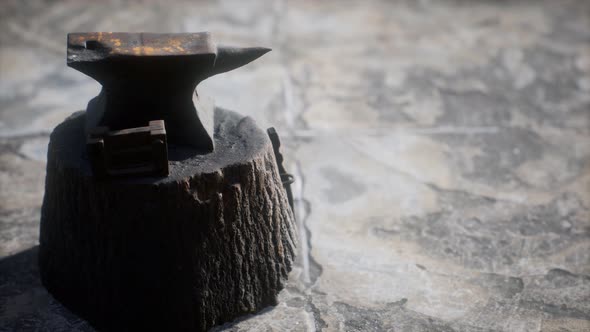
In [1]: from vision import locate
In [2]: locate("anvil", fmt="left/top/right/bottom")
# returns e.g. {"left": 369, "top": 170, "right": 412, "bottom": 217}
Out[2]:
{"left": 67, "top": 32, "right": 270, "bottom": 152}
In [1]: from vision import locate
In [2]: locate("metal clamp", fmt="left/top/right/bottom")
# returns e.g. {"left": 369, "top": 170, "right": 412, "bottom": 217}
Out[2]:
{"left": 267, "top": 127, "right": 295, "bottom": 213}
{"left": 87, "top": 120, "right": 169, "bottom": 178}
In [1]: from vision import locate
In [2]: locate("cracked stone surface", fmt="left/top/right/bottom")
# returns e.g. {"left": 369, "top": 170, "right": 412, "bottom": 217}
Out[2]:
{"left": 1, "top": 0, "right": 589, "bottom": 331}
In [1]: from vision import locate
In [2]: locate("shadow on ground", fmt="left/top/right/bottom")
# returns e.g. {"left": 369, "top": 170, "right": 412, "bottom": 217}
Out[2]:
{"left": 0, "top": 246, "right": 95, "bottom": 331}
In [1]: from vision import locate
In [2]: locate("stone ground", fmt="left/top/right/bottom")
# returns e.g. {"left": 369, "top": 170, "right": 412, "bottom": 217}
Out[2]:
{"left": 1, "top": 0, "right": 589, "bottom": 331}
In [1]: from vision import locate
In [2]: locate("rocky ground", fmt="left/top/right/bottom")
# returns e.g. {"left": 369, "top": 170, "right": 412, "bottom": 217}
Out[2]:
{"left": 1, "top": 0, "right": 589, "bottom": 331}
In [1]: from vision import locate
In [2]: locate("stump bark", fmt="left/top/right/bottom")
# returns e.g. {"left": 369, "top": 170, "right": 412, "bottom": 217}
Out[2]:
{"left": 39, "top": 108, "right": 297, "bottom": 331}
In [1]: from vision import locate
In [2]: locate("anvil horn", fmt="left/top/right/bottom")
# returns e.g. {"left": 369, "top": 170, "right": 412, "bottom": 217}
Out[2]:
{"left": 210, "top": 46, "right": 271, "bottom": 77}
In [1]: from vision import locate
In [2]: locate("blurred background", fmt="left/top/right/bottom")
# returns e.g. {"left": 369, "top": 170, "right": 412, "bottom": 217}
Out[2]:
{"left": 1, "top": 0, "right": 589, "bottom": 331}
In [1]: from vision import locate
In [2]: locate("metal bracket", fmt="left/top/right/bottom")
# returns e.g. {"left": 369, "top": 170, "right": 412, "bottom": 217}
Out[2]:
{"left": 267, "top": 127, "right": 295, "bottom": 213}
{"left": 87, "top": 120, "right": 169, "bottom": 178}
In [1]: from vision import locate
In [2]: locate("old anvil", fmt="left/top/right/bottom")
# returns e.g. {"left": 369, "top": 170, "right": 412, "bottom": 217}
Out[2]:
{"left": 67, "top": 32, "right": 270, "bottom": 152}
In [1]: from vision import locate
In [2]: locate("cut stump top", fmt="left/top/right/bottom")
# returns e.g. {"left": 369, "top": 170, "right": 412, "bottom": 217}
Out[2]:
{"left": 50, "top": 108, "right": 271, "bottom": 184}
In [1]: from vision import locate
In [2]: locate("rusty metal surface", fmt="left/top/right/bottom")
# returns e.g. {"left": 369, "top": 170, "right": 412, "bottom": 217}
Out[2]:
{"left": 67, "top": 32, "right": 215, "bottom": 60}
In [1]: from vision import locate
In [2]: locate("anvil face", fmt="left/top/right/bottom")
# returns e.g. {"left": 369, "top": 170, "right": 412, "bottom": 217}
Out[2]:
{"left": 68, "top": 32, "right": 215, "bottom": 59}
{"left": 66, "top": 32, "right": 270, "bottom": 151}
{"left": 67, "top": 33, "right": 217, "bottom": 86}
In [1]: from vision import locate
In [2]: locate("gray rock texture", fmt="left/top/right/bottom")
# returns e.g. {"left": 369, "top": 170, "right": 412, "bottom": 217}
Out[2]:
{"left": 1, "top": 0, "right": 589, "bottom": 331}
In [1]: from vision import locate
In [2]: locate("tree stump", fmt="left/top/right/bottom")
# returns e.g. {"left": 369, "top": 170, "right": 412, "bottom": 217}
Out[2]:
{"left": 39, "top": 108, "right": 297, "bottom": 331}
